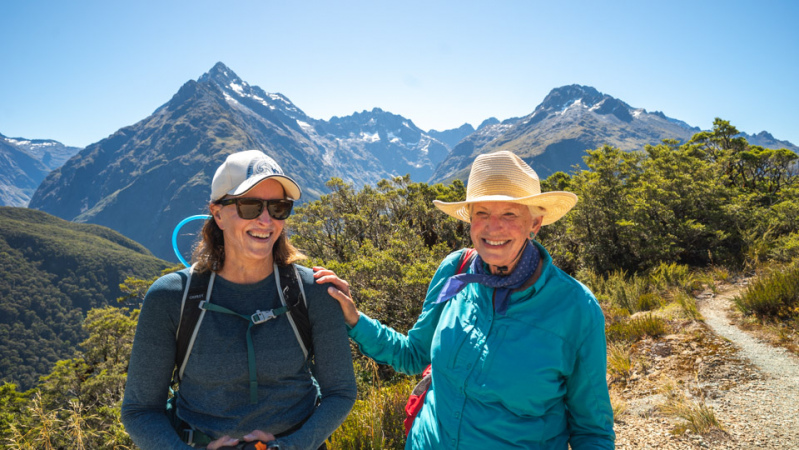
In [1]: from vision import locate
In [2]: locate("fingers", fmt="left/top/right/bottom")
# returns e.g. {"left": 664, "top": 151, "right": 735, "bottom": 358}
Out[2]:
{"left": 243, "top": 430, "right": 275, "bottom": 442}
{"left": 310, "top": 266, "right": 359, "bottom": 327}
{"left": 206, "top": 435, "right": 239, "bottom": 450}
{"left": 327, "top": 286, "right": 360, "bottom": 327}
{"left": 313, "top": 271, "right": 351, "bottom": 296}
{"left": 312, "top": 266, "right": 334, "bottom": 279}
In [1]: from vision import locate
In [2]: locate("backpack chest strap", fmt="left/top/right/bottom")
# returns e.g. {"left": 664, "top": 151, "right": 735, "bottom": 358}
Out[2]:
{"left": 199, "top": 301, "right": 290, "bottom": 404}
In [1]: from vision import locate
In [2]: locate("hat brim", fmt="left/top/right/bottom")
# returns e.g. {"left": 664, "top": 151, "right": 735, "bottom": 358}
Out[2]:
{"left": 229, "top": 174, "right": 302, "bottom": 200}
{"left": 433, "top": 191, "right": 577, "bottom": 225}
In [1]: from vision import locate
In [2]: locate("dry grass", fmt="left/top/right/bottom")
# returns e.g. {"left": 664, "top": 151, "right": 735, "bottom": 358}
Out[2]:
{"left": 658, "top": 381, "right": 725, "bottom": 435}
{"left": 606, "top": 313, "right": 668, "bottom": 343}
{"left": 609, "top": 390, "right": 629, "bottom": 422}
{"left": 607, "top": 342, "right": 633, "bottom": 381}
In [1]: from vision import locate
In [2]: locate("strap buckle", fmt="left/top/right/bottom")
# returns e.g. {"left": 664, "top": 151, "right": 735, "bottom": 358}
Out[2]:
{"left": 251, "top": 309, "right": 276, "bottom": 324}
{"left": 181, "top": 428, "right": 194, "bottom": 445}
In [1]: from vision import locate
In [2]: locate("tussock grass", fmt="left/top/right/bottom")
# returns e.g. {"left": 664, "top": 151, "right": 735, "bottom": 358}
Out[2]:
{"left": 606, "top": 313, "right": 667, "bottom": 343}
{"left": 662, "top": 399, "right": 724, "bottom": 435}
{"left": 636, "top": 293, "right": 663, "bottom": 312}
{"left": 674, "top": 292, "right": 702, "bottom": 321}
{"left": 658, "top": 381, "right": 724, "bottom": 435}
{"left": 650, "top": 262, "right": 695, "bottom": 294}
{"left": 710, "top": 266, "right": 731, "bottom": 284}
{"left": 328, "top": 378, "right": 412, "bottom": 450}
{"left": 607, "top": 342, "right": 633, "bottom": 380}
{"left": 580, "top": 269, "right": 651, "bottom": 314}
{"left": 734, "top": 262, "right": 799, "bottom": 320}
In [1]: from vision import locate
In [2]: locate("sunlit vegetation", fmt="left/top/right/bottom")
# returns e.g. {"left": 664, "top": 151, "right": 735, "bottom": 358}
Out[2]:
{"left": 1, "top": 119, "right": 797, "bottom": 447}
{"left": 0, "top": 208, "right": 170, "bottom": 391}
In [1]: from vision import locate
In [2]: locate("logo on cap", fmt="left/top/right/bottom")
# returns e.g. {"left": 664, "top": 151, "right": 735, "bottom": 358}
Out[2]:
{"left": 247, "top": 156, "right": 283, "bottom": 179}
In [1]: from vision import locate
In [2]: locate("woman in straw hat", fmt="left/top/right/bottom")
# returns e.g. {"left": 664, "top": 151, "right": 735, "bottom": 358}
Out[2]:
{"left": 122, "top": 150, "right": 356, "bottom": 450}
{"left": 316, "top": 151, "right": 615, "bottom": 449}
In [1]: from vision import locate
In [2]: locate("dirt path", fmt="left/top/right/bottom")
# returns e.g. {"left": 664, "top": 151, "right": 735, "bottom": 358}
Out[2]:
{"left": 696, "top": 284, "right": 799, "bottom": 448}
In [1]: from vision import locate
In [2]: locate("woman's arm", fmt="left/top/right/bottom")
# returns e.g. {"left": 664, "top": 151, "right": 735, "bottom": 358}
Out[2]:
{"left": 314, "top": 250, "right": 465, "bottom": 375}
{"left": 121, "top": 272, "right": 194, "bottom": 450}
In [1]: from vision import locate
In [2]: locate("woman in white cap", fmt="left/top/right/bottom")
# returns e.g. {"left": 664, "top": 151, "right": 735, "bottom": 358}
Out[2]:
{"left": 317, "top": 151, "right": 614, "bottom": 449}
{"left": 122, "top": 150, "right": 356, "bottom": 450}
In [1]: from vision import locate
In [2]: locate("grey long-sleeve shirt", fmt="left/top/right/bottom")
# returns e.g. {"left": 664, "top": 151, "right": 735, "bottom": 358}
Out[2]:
{"left": 121, "top": 266, "right": 356, "bottom": 450}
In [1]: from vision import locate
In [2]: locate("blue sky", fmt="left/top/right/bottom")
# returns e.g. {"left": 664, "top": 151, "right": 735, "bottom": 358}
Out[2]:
{"left": 1, "top": 0, "right": 797, "bottom": 148}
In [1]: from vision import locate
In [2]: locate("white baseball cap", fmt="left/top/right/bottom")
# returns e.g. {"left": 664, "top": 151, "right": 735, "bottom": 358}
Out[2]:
{"left": 210, "top": 150, "right": 302, "bottom": 201}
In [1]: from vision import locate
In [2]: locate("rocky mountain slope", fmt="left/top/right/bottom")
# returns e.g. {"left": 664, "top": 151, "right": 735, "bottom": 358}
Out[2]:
{"left": 26, "top": 65, "right": 798, "bottom": 261}
{"left": 28, "top": 63, "right": 452, "bottom": 260}
{"left": 429, "top": 85, "right": 799, "bottom": 183}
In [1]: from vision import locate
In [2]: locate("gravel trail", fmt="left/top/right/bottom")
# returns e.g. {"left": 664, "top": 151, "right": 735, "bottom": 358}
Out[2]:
{"left": 697, "top": 285, "right": 799, "bottom": 448}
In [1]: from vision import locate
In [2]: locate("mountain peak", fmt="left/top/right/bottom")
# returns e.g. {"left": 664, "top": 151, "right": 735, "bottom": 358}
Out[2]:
{"left": 754, "top": 130, "right": 775, "bottom": 140}
{"left": 195, "top": 62, "right": 309, "bottom": 122}
{"left": 199, "top": 62, "right": 243, "bottom": 86}
{"left": 540, "top": 85, "right": 605, "bottom": 111}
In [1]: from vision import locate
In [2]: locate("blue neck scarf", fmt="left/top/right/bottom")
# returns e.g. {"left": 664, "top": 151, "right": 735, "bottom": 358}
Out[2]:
{"left": 435, "top": 241, "right": 540, "bottom": 315}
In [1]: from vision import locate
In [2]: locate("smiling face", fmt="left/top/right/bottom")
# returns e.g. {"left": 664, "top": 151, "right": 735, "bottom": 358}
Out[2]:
{"left": 210, "top": 179, "right": 286, "bottom": 274}
{"left": 470, "top": 201, "right": 543, "bottom": 274}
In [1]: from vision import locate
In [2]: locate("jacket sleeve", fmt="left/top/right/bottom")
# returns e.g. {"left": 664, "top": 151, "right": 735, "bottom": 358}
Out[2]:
{"left": 121, "top": 272, "right": 194, "bottom": 450}
{"left": 564, "top": 308, "right": 616, "bottom": 449}
{"left": 347, "top": 250, "right": 464, "bottom": 375}
{"left": 275, "top": 268, "right": 357, "bottom": 450}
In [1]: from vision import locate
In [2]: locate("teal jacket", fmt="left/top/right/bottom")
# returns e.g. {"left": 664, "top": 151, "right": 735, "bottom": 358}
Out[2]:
{"left": 349, "top": 242, "right": 615, "bottom": 449}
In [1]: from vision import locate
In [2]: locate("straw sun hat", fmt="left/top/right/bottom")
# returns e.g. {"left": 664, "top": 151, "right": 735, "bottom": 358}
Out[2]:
{"left": 433, "top": 151, "right": 578, "bottom": 226}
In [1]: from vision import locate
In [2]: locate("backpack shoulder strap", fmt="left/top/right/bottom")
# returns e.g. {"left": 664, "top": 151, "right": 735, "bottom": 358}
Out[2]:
{"left": 175, "top": 265, "right": 214, "bottom": 381}
{"left": 275, "top": 263, "right": 313, "bottom": 360}
{"left": 457, "top": 248, "right": 477, "bottom": 274}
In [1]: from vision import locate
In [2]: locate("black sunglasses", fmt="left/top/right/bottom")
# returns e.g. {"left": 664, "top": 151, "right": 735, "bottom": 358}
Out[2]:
{"left": 215, "top": 197, "right": 294, "bottom": 220}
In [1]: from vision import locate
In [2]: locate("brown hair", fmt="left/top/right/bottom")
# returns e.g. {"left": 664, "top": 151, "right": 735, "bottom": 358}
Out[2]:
{"left": 191, "top": 209, "right": 306, "bottom": 273}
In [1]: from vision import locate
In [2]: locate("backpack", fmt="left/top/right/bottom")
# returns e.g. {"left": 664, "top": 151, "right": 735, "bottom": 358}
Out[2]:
{"left": 403, "top": 248, "right": 476, "bottom": 436}
{"left": 167, "top": 263, "right": 313, "bottom": 443}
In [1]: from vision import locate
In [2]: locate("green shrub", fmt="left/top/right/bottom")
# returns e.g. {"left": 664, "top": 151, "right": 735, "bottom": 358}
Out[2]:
{"left": 637, "top": 293, "right": 663, "bottom": 312}
{"left": 768, "top": 232, "right": 799, "bottom": 262}
{"left": 650, "top": 262, "right": 699, "bottom": 294}
{"left": 580, "top": 269, "right": 651, "bottom": 314}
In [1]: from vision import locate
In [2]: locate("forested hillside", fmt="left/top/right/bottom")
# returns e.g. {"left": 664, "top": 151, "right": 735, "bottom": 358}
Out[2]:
{"left": 0, "top": 207, "right": 171, "bottom": 390}
{"left": 0, "top": 119, "right": 797, "bottom": 449}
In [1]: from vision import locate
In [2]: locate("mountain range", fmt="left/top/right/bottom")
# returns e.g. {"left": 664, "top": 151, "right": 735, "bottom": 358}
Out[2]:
{"left": 15, "top": 62, "right": 798, "bottom": 261}
{"left": 0, "top": 133, "right": 81, "bottom": 206}
{"left": 430, "top": 85, "right": 798, "bottom": 183}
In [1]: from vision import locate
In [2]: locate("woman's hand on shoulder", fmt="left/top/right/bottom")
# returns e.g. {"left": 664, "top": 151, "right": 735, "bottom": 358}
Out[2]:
{"left": 313, "top": 266, "right": 360, "bottom": 328}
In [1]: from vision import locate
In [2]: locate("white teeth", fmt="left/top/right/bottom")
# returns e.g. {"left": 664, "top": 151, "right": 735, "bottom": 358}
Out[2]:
{"left": 249, "top": 231, "right": 271, "bottom": 239}
{"left": 486, "top": 239, "right": 508, "bottom": 246}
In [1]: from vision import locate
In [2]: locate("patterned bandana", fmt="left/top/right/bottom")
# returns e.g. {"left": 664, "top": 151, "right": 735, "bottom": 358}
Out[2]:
{"left": 435, "top": 241, "right": 540, "bottom": 315}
